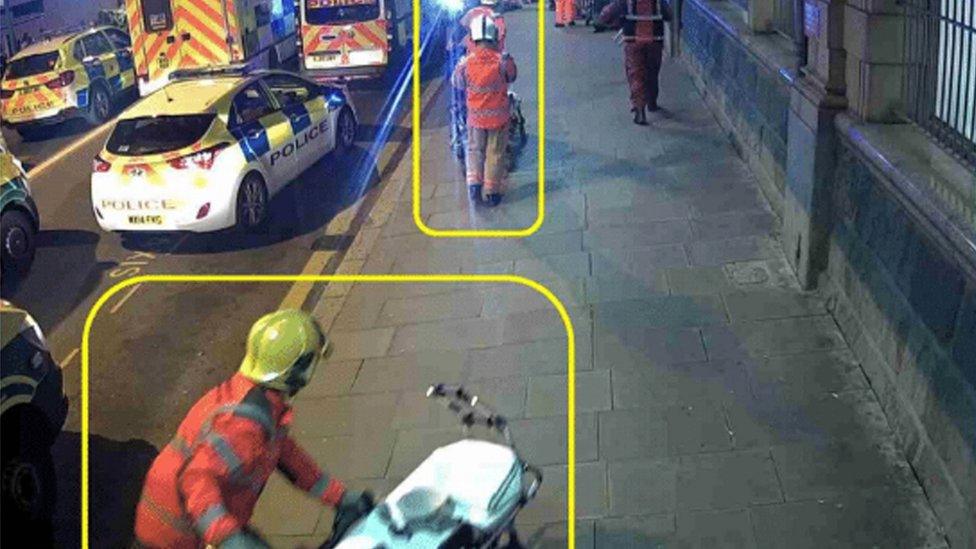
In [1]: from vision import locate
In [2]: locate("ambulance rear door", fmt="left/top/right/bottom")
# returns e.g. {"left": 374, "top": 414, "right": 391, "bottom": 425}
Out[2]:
{"left": 172, "top": 0, "right": 234, "bottom": 68}
{"left": 127, "top": 0, "right": 183, "bottom": 95}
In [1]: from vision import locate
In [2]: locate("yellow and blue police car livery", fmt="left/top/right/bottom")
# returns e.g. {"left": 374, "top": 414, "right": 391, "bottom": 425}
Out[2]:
{"left": 91, "top": 69, "right": 357, "bottom": 233}
{"left": 1, "top": 141, "right": 39, "bottom": 274}
{"left": 0, "top": 26, "right": 137, "bottom": 135}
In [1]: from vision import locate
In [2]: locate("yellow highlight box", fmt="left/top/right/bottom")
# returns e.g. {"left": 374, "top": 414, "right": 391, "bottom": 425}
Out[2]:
{"left": 412, "top": 2, "right": 546, "bottom": 237}
{"left": 82, "top": 274, "right": 576, "bottom": 548}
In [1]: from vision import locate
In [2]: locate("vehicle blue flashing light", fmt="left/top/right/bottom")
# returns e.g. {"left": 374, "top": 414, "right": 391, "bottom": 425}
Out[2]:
{"left": 436, "top": 0, "right": 465, "bottom": 14}
{"left": 327, "top": 92, "right": 346, "bottom": 109}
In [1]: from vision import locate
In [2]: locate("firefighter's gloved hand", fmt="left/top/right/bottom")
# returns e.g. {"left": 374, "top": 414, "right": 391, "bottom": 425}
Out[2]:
{"left": 217, "top": 528, "right": 270, "bottom": 549}
{"left": 331, "top": 490, "right": 375, "bottom": 540}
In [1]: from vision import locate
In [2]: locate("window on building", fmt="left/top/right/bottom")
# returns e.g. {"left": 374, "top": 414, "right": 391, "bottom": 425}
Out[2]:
{"left": 10, "top": 0, "right": 44, "bottom": 19}
{"left": 772, "top": 0, "right": 796, "bottom": 39}
{"left": 904, "top": 0, "right": 976, "bottom": 166}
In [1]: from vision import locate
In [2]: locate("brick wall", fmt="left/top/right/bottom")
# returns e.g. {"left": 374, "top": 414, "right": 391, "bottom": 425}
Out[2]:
{"left": 825, "top": 143, "right": 976, "bottom": 547}
{"left": 680, "top": 0, "right": 790, "bottom": 213}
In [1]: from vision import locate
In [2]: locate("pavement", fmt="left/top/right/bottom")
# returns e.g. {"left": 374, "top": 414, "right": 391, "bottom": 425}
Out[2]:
{"left": 252, "top": 7, "right": 949, "bottom": 549}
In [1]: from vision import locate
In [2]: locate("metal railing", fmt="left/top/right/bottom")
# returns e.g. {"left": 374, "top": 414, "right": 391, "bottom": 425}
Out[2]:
{"left": 903, "top": 0, "right": 976, "bottom": 167}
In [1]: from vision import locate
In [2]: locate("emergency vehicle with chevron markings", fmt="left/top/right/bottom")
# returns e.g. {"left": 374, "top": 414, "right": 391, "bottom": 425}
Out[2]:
{"left": 297, "top": 0, "right": 412, "bottom": 80}
{"left": 91, "top": 67, "right": 358, "bottom": 233}
{"left": 124, "top": 0, "right": 299, "bottom": 97}
{"left": 0, "top": 26, "right": 137, "bottom": 139}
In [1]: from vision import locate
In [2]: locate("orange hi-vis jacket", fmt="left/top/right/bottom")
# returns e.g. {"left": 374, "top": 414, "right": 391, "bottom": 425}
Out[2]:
{"left": 452, "top": 46, "right": 517, "bottom": 129}
{"left": 460, "top": 6, "right": 507, "bottom": 52}
{"left": 134, "top": 373, "right": 346, "bottom": 548}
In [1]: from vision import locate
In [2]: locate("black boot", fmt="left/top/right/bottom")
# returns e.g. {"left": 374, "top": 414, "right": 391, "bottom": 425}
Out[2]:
{"left": 593, "top": 24, "right": 607, "bottom": 33}
{"left": 632, "top": 107, "right": 647, "bottom": 125}
{"left": 569, "top": 20, "right": 576, "bottom": 26}
{"left": 468, "top": 184, "right": 483, "bottom": 203}
{"left": 484, "top": 193, "right": 503, "bottom": 207}
{"left": 647, "top": 102, "right": 660, "bottom": 112}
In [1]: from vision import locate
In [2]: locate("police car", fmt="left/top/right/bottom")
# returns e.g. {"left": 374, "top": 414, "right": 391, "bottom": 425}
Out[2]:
{"left": 1, "top": 137, "right": 39, "bottom": 275}
{"left": 1, "top": 301, "right": 67, "bottom": 541}
{"left": 90, "top": 67, "right": 358, "bottom": 233}
{"left": 0, "top": 26, "right": 136, "bottom": 139}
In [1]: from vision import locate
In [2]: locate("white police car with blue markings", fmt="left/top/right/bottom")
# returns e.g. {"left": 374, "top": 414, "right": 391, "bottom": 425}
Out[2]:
{"left": 90, "top": 67, "right": 358, "bottom": 233}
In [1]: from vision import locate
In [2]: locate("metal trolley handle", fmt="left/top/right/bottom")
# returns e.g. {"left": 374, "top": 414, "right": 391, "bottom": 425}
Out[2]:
{"left": 426, "top": 383, "right": 514, "bottom": 446}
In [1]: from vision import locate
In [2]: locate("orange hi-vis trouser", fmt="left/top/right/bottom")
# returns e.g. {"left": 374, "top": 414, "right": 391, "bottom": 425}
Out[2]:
{"left": 556, "top": 0, "right": 576, "bottom": 24}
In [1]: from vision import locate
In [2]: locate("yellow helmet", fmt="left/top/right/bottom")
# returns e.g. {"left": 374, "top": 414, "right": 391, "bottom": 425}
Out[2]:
{"left": 238, "top": 310, "right": 329, "bottom": 395}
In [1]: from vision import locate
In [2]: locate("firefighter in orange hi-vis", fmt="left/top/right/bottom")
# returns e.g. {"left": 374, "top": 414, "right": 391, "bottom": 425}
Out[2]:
{"left": 599, "top": 0, "right": 673, "bottom": 125}
{"left": 555, "top": 0, "right": 576, "bottom": 27}
{"left": 460, "top": 0, "right": 507, "bottom": 52}
{"left": 452, "top": 14, "right": 517, "bottom": 208}
{"left": 132, "top": 310, "right": 374, "bottom": 549}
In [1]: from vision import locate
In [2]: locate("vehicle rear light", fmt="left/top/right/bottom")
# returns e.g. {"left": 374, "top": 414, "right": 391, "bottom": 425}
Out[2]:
{"left": 92, "top": 154, "right": 111, "bottom": 173}
{"left": 45, "top": 71, "right": 75, "bottom": 90}
{"left": 196, "top": 203, "right": 211, "bottom": 219}
{"left": 166, "top": 142, "right": 230, "bottom": 170}
{"left": 0, "top": 89, "right": 12, "bottom": 100}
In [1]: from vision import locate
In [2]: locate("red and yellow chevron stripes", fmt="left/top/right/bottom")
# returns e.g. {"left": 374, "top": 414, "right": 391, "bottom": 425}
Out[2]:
{"left": 126, "top": 0, "right": 233, "bottom": 80}
{"left": 126, "top": 0, "right": 180, "bottom": 80}
{"left": 173, "top": 0, "right": 232, "bottom": 68}
{"left": 301, "top": 19, "right": 388, "bottom": 65}
{"left": 1, "top": 77, "right": 67, "bottom": 120}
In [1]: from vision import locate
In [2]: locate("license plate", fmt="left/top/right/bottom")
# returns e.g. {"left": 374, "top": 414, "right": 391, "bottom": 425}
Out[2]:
{"left": 128, "top": 215, "right": 163, "bottom": 225}
{"left": 314, "top": 53, "right": 339, "bottom": 63}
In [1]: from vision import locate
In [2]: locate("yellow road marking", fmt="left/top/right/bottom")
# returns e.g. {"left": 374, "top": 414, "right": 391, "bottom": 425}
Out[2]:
{"left": 277, "top": 73, "right": 443, "bottom": 311}
{"left": 278, "top": 251, "right": 334, "bottom": 310}
{"left": 26, "top": 121, "right": 114, "bottom": 178}
{"left": 109, "top": 283, "right": 142, "bottom": 314}
{"left": 59, "top": 347, "right": 80, "bottom": 369}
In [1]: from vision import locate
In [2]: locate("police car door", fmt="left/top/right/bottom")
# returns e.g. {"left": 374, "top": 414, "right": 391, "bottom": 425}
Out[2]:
{"left": 78, "top": 32, "right": 117, "bottom": 94}
{"left": 228, "top": 81, "right": 293, "bottom": 192}
{"left": 101, "top": 28, "right": 136, "bottom": 94}
{"left": 261, "top": 73, "right": 330, "bottom": 172}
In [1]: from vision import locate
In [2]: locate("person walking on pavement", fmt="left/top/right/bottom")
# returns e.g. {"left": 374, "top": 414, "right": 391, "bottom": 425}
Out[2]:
{"left": 448, "top": 0, "right": 484, "bottom": 159}
{"left": 452, "top": 14, "right": 517, "bottom": 207}
{"left": 132, "top": 310, "right": 374, "bottom": 548}
{"left": 461, "top": 0, "right": 508, "bottom": 51}
{"left": 555, "top": 0, "right": 576, "bottom": 26}
{"left": 598, "top": 0, "right": 672, "bottom": 125}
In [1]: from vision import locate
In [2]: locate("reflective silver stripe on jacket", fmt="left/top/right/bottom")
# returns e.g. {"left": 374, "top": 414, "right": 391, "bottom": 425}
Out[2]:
{"left": 625, "top": 14, "right": 663, "bottom": 20}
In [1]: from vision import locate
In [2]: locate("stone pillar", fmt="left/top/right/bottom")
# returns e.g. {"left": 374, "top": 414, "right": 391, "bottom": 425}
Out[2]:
{"left": 781, "top": 0, "right": 847, "bottom": 289}
{"left": 843, "top": 0, "right": 905, "bottom": 121}
{"left": 747, "top": 0, "right": 775, "bottom": 32}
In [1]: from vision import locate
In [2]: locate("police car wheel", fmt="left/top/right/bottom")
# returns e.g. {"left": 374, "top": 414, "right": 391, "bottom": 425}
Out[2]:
{"left": 1, "top": 413, "right": 56, "bottom": 530}
{"left": 1, "top": 210, "right": 36, "bottom": 274}
{"left": 236, "top": 174, "right": 269, "bottom": 231}
{"left": 88, "top": 83, "right": 112, "bottom": 124}
{"left": 337, "top": 108, "right": 357, "bottom": 151}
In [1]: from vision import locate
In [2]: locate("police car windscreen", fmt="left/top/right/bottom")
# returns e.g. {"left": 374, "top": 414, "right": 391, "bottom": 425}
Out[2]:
{"left": 107, "top": 114, "right": 215, "bottom": 156}
{"left": 5, "top": 52, "right": 60, "bottom": 79}
{"left": 305, "top": 0, "right": 380, "bottom": 24}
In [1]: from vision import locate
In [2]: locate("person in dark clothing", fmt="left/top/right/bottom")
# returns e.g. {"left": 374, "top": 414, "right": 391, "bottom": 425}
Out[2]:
{"left": 598, "top": 0, "right": 672, "bottom": 125}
